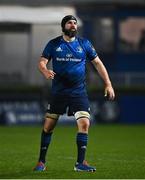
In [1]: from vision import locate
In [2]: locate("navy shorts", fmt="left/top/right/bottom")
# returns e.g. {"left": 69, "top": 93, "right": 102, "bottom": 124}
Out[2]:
{"left": 46, "top": 95, "right": 90, "bottom": 116}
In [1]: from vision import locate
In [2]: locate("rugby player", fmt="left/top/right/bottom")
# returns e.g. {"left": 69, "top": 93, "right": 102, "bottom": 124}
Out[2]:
{"left": 34, "top": 15, "right": 115, "bottom": 172}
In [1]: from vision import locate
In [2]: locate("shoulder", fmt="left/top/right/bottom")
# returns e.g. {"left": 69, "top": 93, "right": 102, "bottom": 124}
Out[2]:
{"left": 77, "top": 37, "right": 92, "bottom": 48}
{"left": 50, "top": 36, "right": 62, "bottom": 44}
{"left": 77, "top": 36, "right": 89, "bottom": 44}
{"left": 44, "top": 36, "right": 62, "bottom": 49}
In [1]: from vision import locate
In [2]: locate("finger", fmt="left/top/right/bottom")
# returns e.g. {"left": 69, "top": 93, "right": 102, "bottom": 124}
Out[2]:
{"left": 109, "top": 95, "right": 113, "bottom": 100}
{"left": 109, "top": 92, "right": 115, "bottom": 100}
{"left": 104, "top": 89, "right": 107, "bottom": 97}
{"left": 48, "top": 71, "right": 55, "bottom": 78}
{"left": 50, "top": 74, "right": 55, "bottom": 79}
{"left": 50, "top": 71, "right": 56, "bottom": 75}
{"left": 112, "top": 93, "right": 115, "bottom": 100}
{"left": 106, "top": 91, "right": 111, "bottom": 100}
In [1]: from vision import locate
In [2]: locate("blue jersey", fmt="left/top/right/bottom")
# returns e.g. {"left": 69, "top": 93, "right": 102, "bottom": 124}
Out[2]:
{"left": 42, "top": 36, "right": 97, "bottom": 97}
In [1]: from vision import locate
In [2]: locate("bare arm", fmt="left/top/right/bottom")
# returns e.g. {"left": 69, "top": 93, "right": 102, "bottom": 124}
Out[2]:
{"left": 38, "top": 57, "right": 56, "bottom": 79}
{"left": 91, "top": 56, "right": 115, "bottom": 100}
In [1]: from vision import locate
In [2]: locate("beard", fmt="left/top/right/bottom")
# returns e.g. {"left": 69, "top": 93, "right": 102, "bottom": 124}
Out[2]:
{"left": 63, "top": 28, "right": 77, "bottom": 38}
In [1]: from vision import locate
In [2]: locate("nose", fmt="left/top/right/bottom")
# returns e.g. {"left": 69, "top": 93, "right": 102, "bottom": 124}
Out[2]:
{"left": 71, "top": 25, "right": 75, "bottom": 28}
{"left": 71, "top": 23, "right": 76, "bottom": 28}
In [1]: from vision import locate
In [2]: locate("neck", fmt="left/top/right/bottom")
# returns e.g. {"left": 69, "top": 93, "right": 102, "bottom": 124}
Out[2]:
{"left": 63, "top": 34, "right": 75, "bottom": 42}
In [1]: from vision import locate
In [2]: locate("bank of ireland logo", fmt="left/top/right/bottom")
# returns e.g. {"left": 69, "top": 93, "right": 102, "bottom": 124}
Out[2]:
{"left": 66, "top": 53, "right": 72, "bottom": 58}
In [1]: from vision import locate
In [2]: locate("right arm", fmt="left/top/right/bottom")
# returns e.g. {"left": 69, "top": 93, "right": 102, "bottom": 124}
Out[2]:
{"left": 38, "top": 57, "right": 56, "bottom": 79}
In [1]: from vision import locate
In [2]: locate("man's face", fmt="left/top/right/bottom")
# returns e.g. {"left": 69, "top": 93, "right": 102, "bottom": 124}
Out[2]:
{"left": 65, "top": 20, "right": 77, "bottom": 31}
{"left": 63, "top": 20, "right": 77, "bottom": 37}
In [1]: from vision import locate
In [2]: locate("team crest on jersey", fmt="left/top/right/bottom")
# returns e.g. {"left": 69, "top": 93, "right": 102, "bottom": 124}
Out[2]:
{"left": 56, "top": 47, "right": 63, "bottom": 52}
{"left": 76, "top": 46, "right": 83, "bottom": 53}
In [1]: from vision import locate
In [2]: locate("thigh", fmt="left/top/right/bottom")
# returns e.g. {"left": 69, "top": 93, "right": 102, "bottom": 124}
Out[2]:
{"left": 68, "top": 96, "right": 90, "bottom": 116}
{"left": 46, "top": 95, "right": 68, "bottom": 115}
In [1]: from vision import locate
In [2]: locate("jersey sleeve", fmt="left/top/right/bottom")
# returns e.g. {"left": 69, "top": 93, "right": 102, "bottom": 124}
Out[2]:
{"left": 41, "top": 41, "right": 52, "bottom": 60}
{"left": 85, "top": 39, "right": 98, "bottom": 62}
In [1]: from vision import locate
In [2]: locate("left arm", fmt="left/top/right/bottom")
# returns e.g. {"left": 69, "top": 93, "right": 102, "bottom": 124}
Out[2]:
{"left": 91, "top": 56, "right": 115, "bottom": 100}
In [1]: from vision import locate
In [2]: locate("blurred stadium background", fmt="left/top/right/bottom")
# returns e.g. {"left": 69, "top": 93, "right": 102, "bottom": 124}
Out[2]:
{"left": 0, "top": 0, "right": 145, "bottom": 179}
{"left": 0, "top": 0, "right": 145, "bottom": 125}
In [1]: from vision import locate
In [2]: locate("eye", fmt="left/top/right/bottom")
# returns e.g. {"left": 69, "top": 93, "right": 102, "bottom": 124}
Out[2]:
{"left": 67, "top": 21, "right": 77, "bottom": 25}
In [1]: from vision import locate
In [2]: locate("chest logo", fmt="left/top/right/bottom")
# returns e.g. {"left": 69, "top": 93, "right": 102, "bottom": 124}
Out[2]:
{"left": 66, "top": 53, "right": 72, "bottom": 58}
{"left": 76, "top": 46, "right": 83, "bottom": 53}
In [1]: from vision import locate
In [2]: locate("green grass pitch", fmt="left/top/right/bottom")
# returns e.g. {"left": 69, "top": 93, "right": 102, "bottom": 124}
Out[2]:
{"left": 0, "top": 124, "right": 145, "bottom": 179}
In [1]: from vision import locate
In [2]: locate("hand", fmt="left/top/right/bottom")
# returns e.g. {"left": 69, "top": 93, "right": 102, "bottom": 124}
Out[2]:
{"left": 104, "top": 85, "right": 115, "bottom": 100}
{"left": 43, "top": 70, "right": 56, "bottom": 79}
